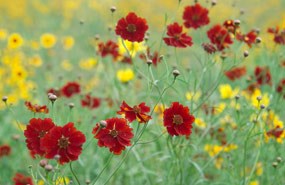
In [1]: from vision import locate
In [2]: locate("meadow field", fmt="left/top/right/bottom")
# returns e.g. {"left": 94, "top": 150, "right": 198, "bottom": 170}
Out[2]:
{"left": 0, "top": 0, "right": 285, "bottom": 184}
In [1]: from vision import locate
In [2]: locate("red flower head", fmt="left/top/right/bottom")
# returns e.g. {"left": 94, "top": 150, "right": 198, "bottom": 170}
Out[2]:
{"left": 81, "top": 94, "right": 101, "bottom": 109}
{"left": 24, "top": 118, "right": 55, "bottom": 157}
{"left": 207, "top": 24, "right": 233, "bottom": 51}
{"left": 61, "top": 82, "right": 81, "bottom": 98}
{"left": 254, "top": 66, "right": 272, "bottom": 86}
{"left": 236, "top": 30, "right": 257, "bottom": 47}
{"left": 0, "top": 144, "right": 11, "bottom": 158}
{"left": 24, "top": 101, "right": 49, "bottom": 114}
{"left": 163, "top": 102, "right": 195, "bottom": 137}
{"left": 98, "top": 40, "right": 120, "bottom": 60}
{"left": 117, "top": 101, "right": 152, "bottom": 124}
{"left": 268, "top": 27, "right": 285, "bottom": 45}
{"left": 163, "top": 22, "right": 193, "bottom": 48}
{"left": 92, "top": 118, "right": 134, "bottom": 155}
{"left": 276, "top": 78, "right": 285, "bottom": 98}
{"left": 115, "top": 12, "right": 148, "bottom": 42}
{"left": 13, "top": 173, "right": 34, "bottom": 185}
{"left": 223, "top": 20, "right": 239, "bottom": 34}
{"left": 47, "top": 88, "right": 61, "bottom": 97}
{"left": 139, "top": 48, "right": 161, "bottom": 66}
{"left": 183, "top": 3, "right": 210, "bottom": 29}
{"left": 41, "top": 122, "right": 86, "bottom": 164}
{"left": 224, "top": 66, "right": 247, "bottom": 81}
{"left": 202, "top": 43, "right": 217, "bottom": 54}
{"left": 266, "top": 127, "right": 284, "bottom": 139}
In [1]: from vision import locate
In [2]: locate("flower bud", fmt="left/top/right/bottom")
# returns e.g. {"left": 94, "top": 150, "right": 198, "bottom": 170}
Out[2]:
{"left": 68, "top": 103, "right": 75, "bottom": 109}
{"left": 45, "top": 164, "right": 53, "bottom": 172}
{"left": 2, "top": 96, "right": 8, "bottom": 103}
{"left": 110, "top": 6, "right": 116, "bottom": 13}
{"left": 39, "top": 159, "right": 48, "bottom": 168}
{"left": 256, "top": 96, "right": 262, "bottom": 101}
{"left": 48, "top": 93, "right": 57, "bottom": 103}
{"left": 256, "top": 37, "right": 262, "bottom": 44}
{"left": 244, "top": 50, "right": 249, "bottom": 57}
{"left": 172, "top": 69, "right": 180, "bottom": 78}
{"left": 99, "top": 120, "right": 107, "bottom": 128}
{"left": 146, "top": 59, "right": 152, "bottom": 66}
{"left": 272, "top": 162, "right": 278, "bottom": 168}
{"left": 211, "top": 0, "right": 217, "bottom": 6}
{"left": 234, "top": 19, "right": 240, "bottom": 26}
{"left": 260, "top": 104, "right": 265, "bottom": 109}
{"left": 276, "top": 157, "right": 282, "bottom": 163}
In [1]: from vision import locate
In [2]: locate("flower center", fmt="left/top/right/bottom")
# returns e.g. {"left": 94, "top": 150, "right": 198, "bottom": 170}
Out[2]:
{"left": 58, "top": 136, "right": 70, "bottom": 149}
{"left": 110, "top": 130, "right": 118, "bottom": 137}
{"left": 133, "top": 105, "right": 141, "bottom": 113}
{"left": 192, "top": 14, "right": 199, "bottom": 21}
{"left": 173, "top": 114, "right": 183, "bottom": 125}
{"left": 127, "top": 24, "right": 136, "bottom": 33}
{"left": 38, "top": 130, "right": 46, "bottom": 138}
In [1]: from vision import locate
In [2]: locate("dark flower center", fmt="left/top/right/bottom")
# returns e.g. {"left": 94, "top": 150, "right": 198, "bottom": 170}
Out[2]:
{"left": 174, "top": 34, "right": 180, "bottom": 40}
{"left": 58, "top": 136, "right": 70, "bottom": 149}
{"left": 192, "top": 14, "right": 199, "bottom": 21}
{"left": 173, "top": 114, "right": 183, "bottom": 125}
{"left": 38, "top": 130, "right": 46, "bottom": 138}
{"left": 133, "top": 105, "right": 141, "bottom": 113}
{"left": 110, "top": 130, "right": 118, "bottom": 137}
{"left": 127, "top": 24, "right": 137, "bottom": 33}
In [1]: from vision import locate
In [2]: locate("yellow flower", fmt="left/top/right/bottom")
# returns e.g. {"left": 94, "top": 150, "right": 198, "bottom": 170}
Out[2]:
{"left": 30, "top": 40, "right": 40, "bottom": 50}
{"left": 116, "top": 68, "right": 135, "bottom": 83}
{"left": 204, "top": 144, "right": 223, "bottom": 157}
{"left": 185, "top": 91, "right": 201, "bottom": 102}
{"left": 154, "top": 103, "right": 165, "bottom": 119}
{"left": 256, "top": 162, "right": 263, "bottom": 176}
{"left": 251, "top": 89, "right": 270, "bottom": 108}
{"left": 214, "top": 157, "right": 223, "bottom": 169}
{"left": 0, "top": 29, "right": 7, "bottom": 40}
{"left": 219, "top": 84, "right": 239, "bottom": 99}
{"left": 62, "top": 36, "right": 74, "bottom": 50}
{"left": 118, "top": 38, "right": 146, "bottom": 58}
{"left": 40, "top": 33, "right": 57, "bottom": 48}
{"left": 29, "top": 55, "right": 42, "bottom": 67}
{"left": 213, "top": 103, "right": 226, "bottom": 114}
{"left": 13, "top": 121, "right": 26, "bottom": 131}
{"left": 61, "top": 60, "right": 73, "bottom": 71}
{"left": 79, "top": 58, "right": 97, "bottom": 70}
{"left": 38, "top": 177, "right": 70, "bottom": 185}
{"left": 8, "top": 33, "right": 24, "bottom": 49}
{"left": 195, "top": 118, "right": 206, "bottom": 129}
{"left": 249, "top": 180, "right": 259, "bottom": 185}
{"left": 223, "top": 144, "right": 238, "bottom": 152}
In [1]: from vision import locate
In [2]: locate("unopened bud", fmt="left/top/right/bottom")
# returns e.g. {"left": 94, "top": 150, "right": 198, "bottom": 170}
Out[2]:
{"left": 244, "top": 50, "right": 249, "bottom": 57}
{"left": 146, "top": 59, "right": 152, "bottom": 66}
{"left": 110, "top": 6, "right": 116, "bottom": 13}
{"left": 235, "top": 95, "right": 240, "bottom": 100}
{"left": 256, "top": 96, "right": 262, "bottom": 101}
{"left": 99, "top": 120, "right": 107, "bottom": 128}
{"left": 45, "top": 164, "right": 53, "bottom": 172}
{"left": 48, "top": 94, "right": 57, "bottom": 103}
{"left": 68, "top": 103, "right": 75, "bottom": 109}
{"left": 272, "top": 162, "right": 278, "bottom": 168}
{"left": 159, "top": 55, "right": 164, "bottom": 60}
{"left": 94, "top": 34, "right": 100, "bottom": 41}
{"left": 54, "top": 154, "right": 61, "bottom": 160}
{"left": 276, "top": 157, "right": 282, "bottom": 163}
{"left": 211, "top": 0, "right": 217, "bottom": 6}
{"left": 234, "top": 19, "right": 240, "bottom": 26}
{"left": 12, "top": 134, "right": 20, "bottom": 141}
{"left": 172, "top": 69, "right": 180, "bottom": 78}
{"left": 2, "top": 96, "right": 8, "bottom": 103}
{"left": 256, "top": 37, "right": 262, "bottom": 44}
{"left": 39, "top": 159, "right": 48, "bottom": 168}
{"left": 260, "top": 104, "right": 265, "bottom": 109}
{"left": 85, "top": 180, "right": 91, "bottom": 184}
{"left": 79, "top": 20, "right": 84, "bottom": 25}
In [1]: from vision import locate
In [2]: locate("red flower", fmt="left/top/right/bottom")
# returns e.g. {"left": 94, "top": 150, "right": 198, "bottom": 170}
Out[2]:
{"left": 163, "top": 102, "right": 195, "bottom": 137}
{"left": 276, "top": 78, "right": 285, "bottom": 98}
{"left": 183, "top": 3, "right": 209, "bottom": 29}
{"left": 61, "top": 82, "right": 81, "bottom": 98}
{"left": 117, "top": 101, "right": 151, "bottom": 123}
{"left": 202, "top": 43, "right": 217, "bottom": 54}
{"left": 13, "top": 173, "right": 34, "bottom": 185}
{"left": 236, "top": 30, "right": 257, "bottom": 47}
{"left": 224, "top": 66, "right": 247, "bottom": 81}
{"left": 0, "top": 144, "right": 11, "bottom": 158}
{"left": 24, "top": 101, "right": 49, "bottom": 114}
{"left": 81, "top": 94, "right": 101, "bottom": 109}
{"left": 207, "top": 24, "right": 233, "bottom": 51}
{"left": 41, "top": 122, "right": 86, "bottom": 164}
{"left": 92, "top": 118, "right": 134, "bottom": 155}
{"left": 223, "top": 20, "right": 239, "bottom": 34}
{"left": 254, "top": 66, "right": 272, "bottom": 86}
{"left": 163, "top": 22, "right": 193, "bottom": 48}
{"left": 24, "top": 118, "right": 55, "bottom": 157}
{"left": 47, "top": 88, "right": 61, "bottom": 97}
{"left": 266, "top": 127, "right": 284, "bottom": 139}
{"left": 268, "top": 27, "right": 285, "bottom": 45}
{"left": 115, "top": 12, "right": 148, "bottom": 42}
{"left": 98, "top": 40, "right": 120, "bottom": 60}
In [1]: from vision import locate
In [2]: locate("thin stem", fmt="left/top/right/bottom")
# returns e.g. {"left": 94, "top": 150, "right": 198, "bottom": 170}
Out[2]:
{"left": 92, "top": 154, "right": 114, "bottom": 185}
{"left": 70, "top": 162, "right": 81, "bottom": 185}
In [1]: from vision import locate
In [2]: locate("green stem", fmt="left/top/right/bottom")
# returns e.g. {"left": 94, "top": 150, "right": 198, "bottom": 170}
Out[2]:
{"left": 70, "top": 162, "right": 81, "bottom": 185}
{"left": 91, "top": 154, "right": 113, "bottom": 185}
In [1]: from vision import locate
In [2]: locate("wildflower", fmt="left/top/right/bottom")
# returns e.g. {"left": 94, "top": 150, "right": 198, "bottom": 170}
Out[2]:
{"left": 163, "top": 102, "right": 195, "bottom": 137}
{"left": 97, "top": 40, "right": 120, "bottom": 60}
{"left": 79, "top": 58, "right": 97, "bottom": 70}
{"left": 163, "top": 22, "right": 193, "bottom": 48}
{"left": 117, "top": 101, "right": 151, "bottom": 123}
{"left": 195, "top": 118, "right": 206, "bottom": 129}
{"left": 40, "top": 33, "right": 57, "bottom": 48}
{"left": 24, "top": 118, "right": 55, "bottom": 157}
{"left": 223, "top": 20, "right": 239, "bottom": 34}
{"left": 115, "top": 12, "right": 148, "bottom": 42}
{"left": 8, "top": 33, "right": 24, "bottom": 49}
{"left": 25, "top": 101, "right": 49, "bottom": 114}
{"left": 0, "top": 144, "right": 11, "bottom": 158}
{"left": 251, "top": 89, "right": 270, "bottom": 108}
{"left": 207, "top": 24, "right": 233, "bottom": 50}
{"left": 185, "top": 91, "right": 201, "bottom": 102}
{"left": 276, "top": 78, "right": 285, "bottom": 98}
{"left": 29, "top": 55, "right": 43, "bottom": 67}
{"left": 61, "top": 60, "right": 73, "bottom": 71}
{"left": 61, "top": 82, "right": 81, "bottom": 98}
{"left": 182, "top": 3, "right": 210, "bottom": 29}
{"left": 254, "top": 66, "right": 272, "bottom": 86}
{"left": 236, "top": 30, "right": 258, "bottom": 47}
{"left": 12, "top": 173, "right": 34, "bottom": 185}
{"left": 139, "top": 48, "right": 160, "bottom": 66}
{"left": 41, "top": 122, "right": 86, "bottom": 164}
{"left": 62, "top": 36, "right": 74, "bottom": 50}
{"left": 219, "top": 84, "right": 239, "bottom": 99}
{"left": 81, "top": 94, "right": 101, "bottom": 109}
{"left": 224, "top": 66, "right": 246, "bottom": 81}
{"left": 0, "top": 28, "right": 7, "bottom": 40}
{"left": 202, "top": 43, "right": 217, "bottom": 54}
{"left": 268, "top": 27, "right": 285, "bottom": 45}
{"left": 92, "top": 118, "right": 134, "bottom": 155}
{"left": 118, "top": 38, "right": 146, "bottom": 58}
{"left": 116, "top": 68, "right": 135, "bottom": 83}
